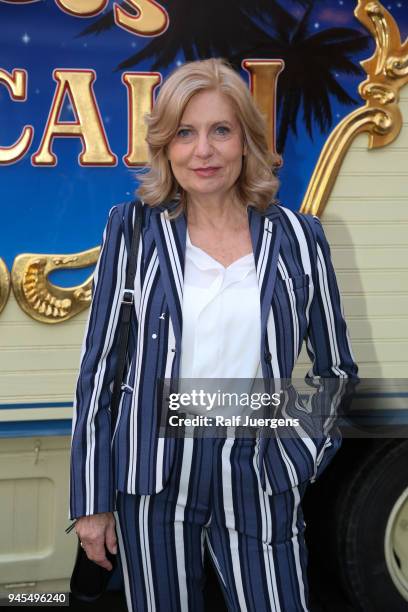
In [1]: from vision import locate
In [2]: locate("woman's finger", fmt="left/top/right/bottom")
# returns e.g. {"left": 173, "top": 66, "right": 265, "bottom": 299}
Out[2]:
{"left": 82, "top": 539, "right": 113, "bottom": 571}
{"left": 105, "top": 521, "right": 118, "bottom": 555}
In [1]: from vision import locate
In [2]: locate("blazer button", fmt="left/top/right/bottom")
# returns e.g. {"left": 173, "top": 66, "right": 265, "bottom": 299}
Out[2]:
{"left": 264, "top": 350, "right": 272, "bottom": 362}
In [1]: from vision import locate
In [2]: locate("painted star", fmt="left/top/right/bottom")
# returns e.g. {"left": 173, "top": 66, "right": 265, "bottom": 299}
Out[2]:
{"left": 22, "top": 33, "right": 30, "bottom": 44}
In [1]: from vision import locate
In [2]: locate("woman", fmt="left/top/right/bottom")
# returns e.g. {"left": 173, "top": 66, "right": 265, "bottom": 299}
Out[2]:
{"left": 69, "top": 58, "right": 358, "bottom": 611}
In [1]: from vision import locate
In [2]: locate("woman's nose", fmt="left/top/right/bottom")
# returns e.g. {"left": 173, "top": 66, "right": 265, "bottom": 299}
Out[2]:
{"left": 195, "top": 132, "right": 213, "bottom": 157}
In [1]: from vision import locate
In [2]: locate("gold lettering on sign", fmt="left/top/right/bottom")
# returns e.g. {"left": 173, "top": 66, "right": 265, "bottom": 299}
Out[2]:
{"left": 1, "top": 0, "right": 168, "bottom": 34}
{"left": 242, "top": 59, "right": 284, "bottom": 161}
{"left": 11, "top": 248, "right": 100, "bottom": 323}
{"left": 123, "top": 72, "right": 161, "bottom": 165}
{"left": 31, "top": 69, "right": 117, "bottom": 166}
{"left": 0, "top": 258, "right": 11, "bottom": 315}
{"left": 55, "top": 0, "right": 108, "bottom": 17}
{"left": 114, "top": 0, "right": 169, "bottom": 37}
{"left": 0, "top": 69, "right": 34, "bottom": 165}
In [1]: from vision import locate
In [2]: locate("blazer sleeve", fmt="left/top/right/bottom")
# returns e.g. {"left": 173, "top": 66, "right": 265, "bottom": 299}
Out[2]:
{"left": 304, "top": 215, "right": 359, "bottom": 482}
{"left": 69, "top": 205, "right": 128, "bottom": 520}
{"left": 305, "top": 215, "right": 359, "bottom": 380}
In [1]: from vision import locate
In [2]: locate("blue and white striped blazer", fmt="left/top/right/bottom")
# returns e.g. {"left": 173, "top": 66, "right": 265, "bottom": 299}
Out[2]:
{"left": 69, "top": 200, "right": 358, "bottom": 520}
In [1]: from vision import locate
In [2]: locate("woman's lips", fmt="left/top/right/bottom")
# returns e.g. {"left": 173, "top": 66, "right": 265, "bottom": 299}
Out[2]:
{"left": 192, "top": 167, "right": 220, "bottom": 177}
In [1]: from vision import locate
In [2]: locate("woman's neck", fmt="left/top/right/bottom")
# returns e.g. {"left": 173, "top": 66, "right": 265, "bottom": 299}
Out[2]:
{"left": 185, "top": 192, "right": 247, "bottom": 232}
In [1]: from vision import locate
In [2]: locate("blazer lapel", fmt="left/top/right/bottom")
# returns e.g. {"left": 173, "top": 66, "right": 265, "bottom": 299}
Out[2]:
{"left": 248, "top": 205, "right": 282, "bottom": 342}
{"left": 250, "top": 205, "right": 283, "bottom": 488}
{"left": 150, "top": 204, "right": 187, "bottom": 347}
{"left": 150, "top": 203, "right": 282, "bottom": 355}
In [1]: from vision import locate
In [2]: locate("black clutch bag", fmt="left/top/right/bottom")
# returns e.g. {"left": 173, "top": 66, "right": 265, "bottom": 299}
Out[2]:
{"left": 67, "top": 531, "right": 118, "bottom": 603}
{"left": 65, "top": 201, "right": 142, "bottom": 603}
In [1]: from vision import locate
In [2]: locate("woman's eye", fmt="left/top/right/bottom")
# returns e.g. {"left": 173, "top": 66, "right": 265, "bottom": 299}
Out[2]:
{"left": 215, "top": 125, "right": 230, "bottom": 136}
{"left": 176, "top": 128, "right": 192, "bottom": 138}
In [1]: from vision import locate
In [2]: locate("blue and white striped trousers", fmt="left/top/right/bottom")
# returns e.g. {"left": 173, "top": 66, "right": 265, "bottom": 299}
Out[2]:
{"left": 114, "top": 435, "right": 310, "bottom": 612}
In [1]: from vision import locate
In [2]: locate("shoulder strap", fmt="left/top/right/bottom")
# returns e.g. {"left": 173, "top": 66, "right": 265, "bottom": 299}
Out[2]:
{"left": 64, "top": 201, "right": 142, "bottom": 534}
{"left": 110, "top": 200, "right": 143, "bottom": 430}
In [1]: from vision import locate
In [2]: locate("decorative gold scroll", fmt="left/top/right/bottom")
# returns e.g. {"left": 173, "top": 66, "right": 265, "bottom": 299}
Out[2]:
{"left": 11, "top": 247, "right": 99, "bottom": 324}
{"left": 301, "top": 0, "right": 408, "bottom": 216}
{"left": 0, "top": 258, "right": 11, "bottom": 315}
{"left": 31, "top": 71, "right": 117, "bottom": 167}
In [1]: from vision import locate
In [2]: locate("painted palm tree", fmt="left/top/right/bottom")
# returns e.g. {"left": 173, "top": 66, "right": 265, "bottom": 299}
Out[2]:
{"left": 78, "top": 0, "right": 311, "bottom": 70}
{"left": 230, "top": 5, "right": 371, "bottom": 152}
{"left": 79, "top": 1, "right": 370, "bottom": 152}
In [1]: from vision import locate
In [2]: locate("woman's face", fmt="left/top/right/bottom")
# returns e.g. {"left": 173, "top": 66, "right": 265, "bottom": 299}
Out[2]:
{"left": 167, "top": 89, "right": 246, "bottom": 201}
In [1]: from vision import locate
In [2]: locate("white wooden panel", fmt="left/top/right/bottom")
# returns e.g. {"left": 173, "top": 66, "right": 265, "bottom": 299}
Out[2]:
{"left": 0, "top": 320, "right": 87, "bottom": 347}
{"left": 331, "top": 246, "right": 408, "bottom": 270}
{"left": 0, "top": 372, "right": 78, "bottom": 402}
{"left": 335, "top": 270, "right": 408, "bottom": 293}
{"left": 347, "top": 317, "right": 408, "bottom": 340}
{"left": 293, "top": 345, "right": 408, "bottom": 379}
{"left": 293, "top": 361, "right": 408, "bottom": 379}
{"left": 299, "top": 339, "right": 408, "bottom": 365}
{"left": 396, "top": 131, "right": 408, "bottom": 148}
{"left": 323, "top": 200, "right": 408, "bottom": 222}
{"left": 350, "top": 340, "right": 408, "bottom": 362}
{"left": 323, "top": 223, "right": 408, "bottom": 246}
{"left": 0, "top": 348, "right": 82, "bottom": 372}
{"left": 356, "top": 364, "right": 402, "bottom": 378}
{"left": 350, "top": 364, "right": 407, "bottom": 377}
{"left": 0, "top": 478, "right": 53, "bottom": 555}
{"left": 341, "top": 149, "right": 408, "bottom": 173}
{"left": 330, "top": 173, "right": 408, "bottom": 199}
{"left": 342, "top": 294, "right": 408, "bottom": 317}
{"left": 400, "top": 92, "right": 408, "bottom": 132}
{"left": 0, "top": 299, "right": 84, "bottom": 403}
{"left": 0, "top": 436, "right": 77, "bottom": 586}
{"left": 0, "top": 408, "right": 73, "bottom": 422}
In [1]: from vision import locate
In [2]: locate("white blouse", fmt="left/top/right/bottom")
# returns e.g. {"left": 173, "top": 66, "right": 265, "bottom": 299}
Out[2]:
{"left": 179, "top": 229, "right": 262, "bottom": 417}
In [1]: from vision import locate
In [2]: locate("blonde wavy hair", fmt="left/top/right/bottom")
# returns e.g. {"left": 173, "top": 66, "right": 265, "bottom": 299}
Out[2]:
{"left": 136, "top": 57, "right": 280, "bottom": 217}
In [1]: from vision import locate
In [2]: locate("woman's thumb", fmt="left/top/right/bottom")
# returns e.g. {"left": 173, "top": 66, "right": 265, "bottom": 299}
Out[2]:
{"left": 105, "top": 523, "right": 118, "bottom": 555}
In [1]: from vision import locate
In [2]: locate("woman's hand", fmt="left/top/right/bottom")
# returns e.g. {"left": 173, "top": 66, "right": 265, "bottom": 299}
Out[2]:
{"left": 75, "top": 512, "right": 117, "bottom": 571}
